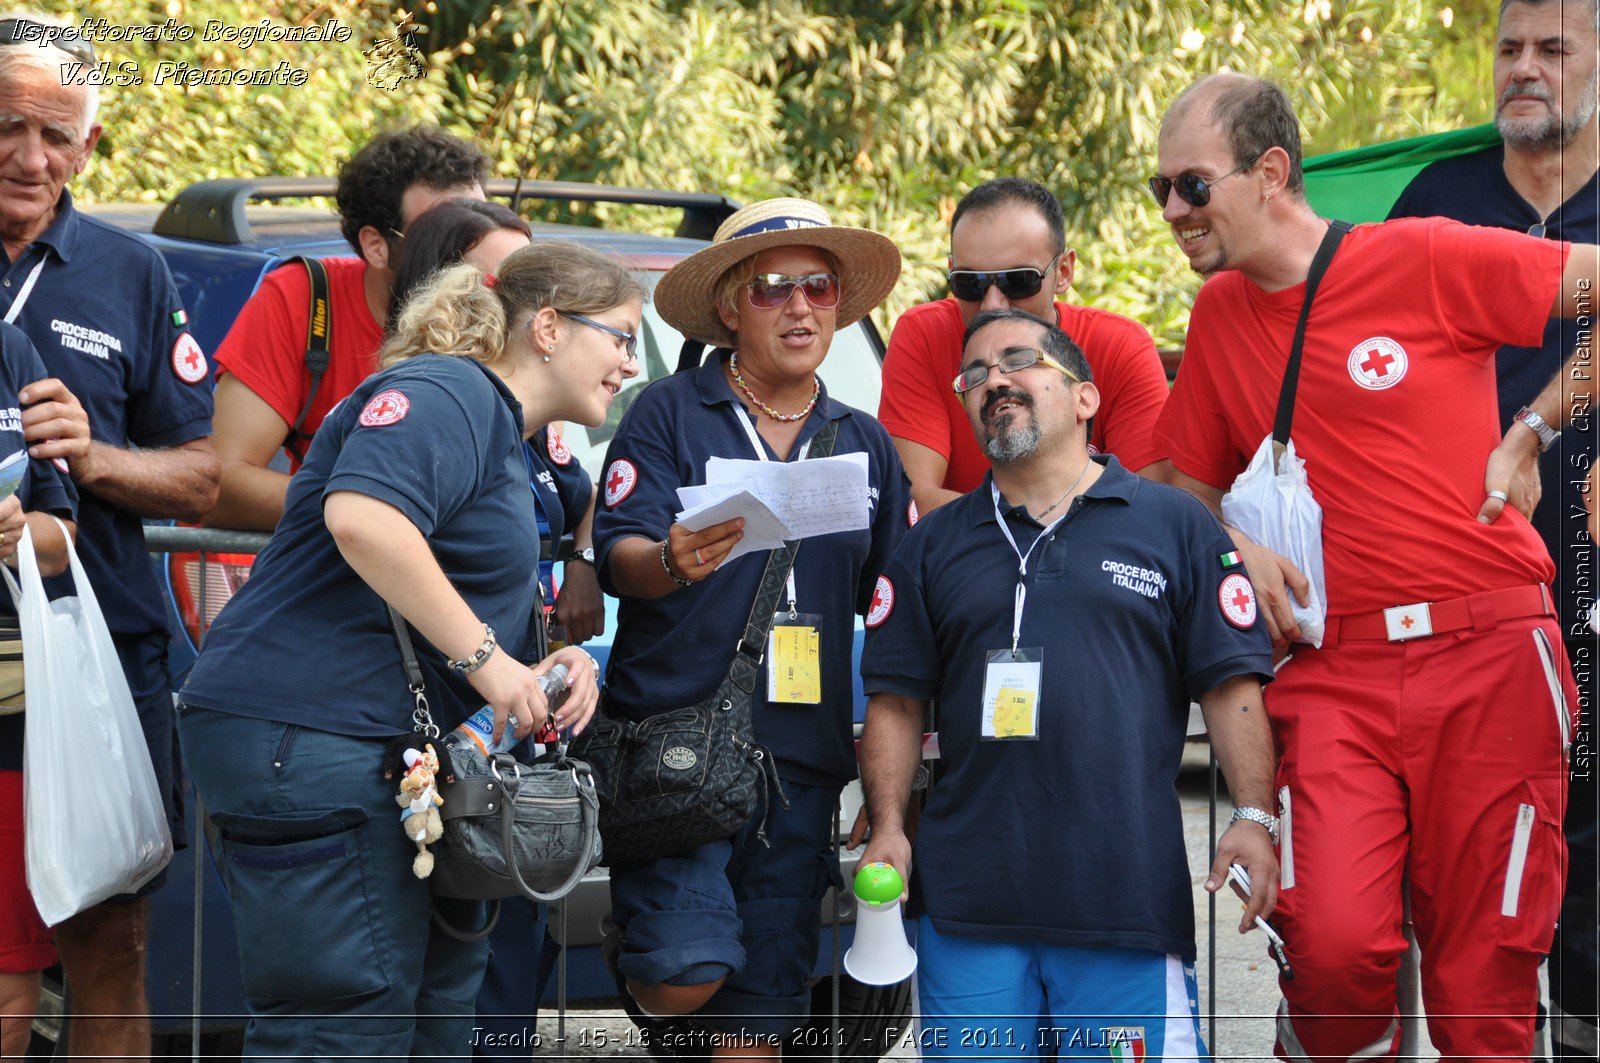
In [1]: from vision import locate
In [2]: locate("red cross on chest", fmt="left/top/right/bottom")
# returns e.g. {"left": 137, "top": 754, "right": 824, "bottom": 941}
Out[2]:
{"left": 1361, "top": 348, "right": 1395, "bottom": 377}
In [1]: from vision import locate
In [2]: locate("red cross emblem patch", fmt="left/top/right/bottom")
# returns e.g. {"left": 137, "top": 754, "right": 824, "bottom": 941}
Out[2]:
{"left": 866, "top": 575, "right": 894, "bottom": 628}
{"left": 1219, "top": 573, "right": 1258, "bottom": 629}
{"left": 1347, "top": 336, "right": 1408, "bottom": 391}
{"left": 171, "top": 333, "right": 207, "bottom": 384}
{"left": 603, "top": 459, "right": 638, "bottom": 508}
{"left": 359, "top": 389, "right": 410, "bottom": 427}
{"left": 547, "top": 429, "right": 573, "bottom": 466}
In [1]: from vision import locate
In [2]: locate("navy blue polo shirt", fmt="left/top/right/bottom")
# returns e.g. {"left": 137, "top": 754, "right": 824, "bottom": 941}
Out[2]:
{"left": 862, "top": 458, "right": 1273, "bottom": 958}
{"left": 0, "top": 323, "right": 82, "bottom": 771}
{"left": 527, "top": 426, "right": 594, "bottom": 604}
{"left": 0, "top": 189, "right": 212, "bottom": 640}
{"left": 1390, "top": 145, "right": 1598, "bottom": 639}
{"left": 181, "top": 355, "right": 542, "bottom": 736}
{"left": 593, "top": 355, "right": 911, "bottom": 786}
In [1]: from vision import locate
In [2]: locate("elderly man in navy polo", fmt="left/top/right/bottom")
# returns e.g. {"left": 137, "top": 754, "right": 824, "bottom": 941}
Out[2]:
{"left": 0, "top": 13, "right": 219, "bottom": 1060}
{"left": 859, "top": 307, "right": 1278, "bottom": 1060}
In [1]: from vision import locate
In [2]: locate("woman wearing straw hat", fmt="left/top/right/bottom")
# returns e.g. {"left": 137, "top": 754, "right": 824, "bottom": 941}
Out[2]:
{"left": 592, "top": 197, "right": 912, "bottom": 1054}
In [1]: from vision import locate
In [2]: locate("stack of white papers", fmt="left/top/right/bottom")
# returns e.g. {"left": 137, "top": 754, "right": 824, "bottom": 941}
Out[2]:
{"left": 676, "top": 454, "right": 871, "bottom": 562}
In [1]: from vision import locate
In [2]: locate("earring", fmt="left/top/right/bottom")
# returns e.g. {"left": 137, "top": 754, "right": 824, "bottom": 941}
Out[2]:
{"left": 544, "top": 344, "right": 553, "bottom": 363}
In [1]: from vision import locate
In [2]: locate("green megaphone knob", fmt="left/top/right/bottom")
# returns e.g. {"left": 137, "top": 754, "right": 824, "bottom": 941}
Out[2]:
{"left": 853, "top": 862, "right": 904, "bottom": 905}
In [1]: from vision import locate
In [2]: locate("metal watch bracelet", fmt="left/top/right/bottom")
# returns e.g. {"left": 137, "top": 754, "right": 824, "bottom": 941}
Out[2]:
{"left": 1230, "top": 805, "right": 1280, "bottom": 844}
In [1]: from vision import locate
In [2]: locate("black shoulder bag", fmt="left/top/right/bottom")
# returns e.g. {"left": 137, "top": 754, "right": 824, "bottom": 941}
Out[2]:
{"left": 570, "top": 419, "right": 840, "bottom": 868}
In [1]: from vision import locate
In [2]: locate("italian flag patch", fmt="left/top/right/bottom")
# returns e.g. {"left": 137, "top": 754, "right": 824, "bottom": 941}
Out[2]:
{"left": 1108, "top": 1028, "right": 1146, "bottom": 1062}
{"left": 1220, "top": 550, "right": 1242, "bottom": 569}
{"left": 171, "top": 309, "right": 188, "bottom": 327}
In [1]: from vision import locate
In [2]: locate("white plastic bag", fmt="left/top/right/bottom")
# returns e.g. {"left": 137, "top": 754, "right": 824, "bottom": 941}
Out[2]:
{"left": 9, "top": 520, "right": 172, "bottom": 925}
{"left": 1220, "top": 436, "right": 1328, "bottom": 648}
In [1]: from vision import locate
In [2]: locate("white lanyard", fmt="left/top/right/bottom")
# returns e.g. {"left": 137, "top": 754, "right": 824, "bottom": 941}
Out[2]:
{"left": 2, "top": 258, "right": 47, "bottom": 325}
{"left": 990, "top": 483, "right": 1071, "bottom": 652}
{"left": 735, "top": 408, "right": 811, "bottom": 613}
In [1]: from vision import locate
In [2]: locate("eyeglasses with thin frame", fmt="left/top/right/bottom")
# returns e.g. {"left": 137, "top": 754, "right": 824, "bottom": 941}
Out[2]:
{"left": 952, "top": 347, "right": 1082, "bottom": 395}
{"left": 1148, "top": 153, "right": 1263, "bottom": 209}
{"left": 947, "top": 251, "right": 1064, "bottom": 303}
{"left": 745, "top": 272, "right": 841, "bottom": 310}
{"left": 558, "top": 311, "right": 638, "bottom": 362}
{"left": 0, "top": 18, "right": 96, "bottom": 66}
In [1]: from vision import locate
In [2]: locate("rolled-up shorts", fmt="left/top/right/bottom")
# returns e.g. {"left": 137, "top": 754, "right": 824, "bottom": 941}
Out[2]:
{"left": 0, "top": 770, "right": 54, "bottom": 973}
{"left": 609, "top": 779, "right": 843, "bottom": 1040}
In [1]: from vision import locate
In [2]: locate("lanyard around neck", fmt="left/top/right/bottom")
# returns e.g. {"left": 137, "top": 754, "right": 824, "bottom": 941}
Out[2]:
{"left": 990, "top": 482, "right": 1072, "bottom": 653}
{"left": 2, "top": 258, "right": 47, "bottom": 325}
{"left": 736, "top": 407, "right": 812, "bottom": 612}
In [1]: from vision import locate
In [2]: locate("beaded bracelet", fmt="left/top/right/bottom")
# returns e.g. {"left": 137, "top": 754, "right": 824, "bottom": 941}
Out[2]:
{"left": 447, "top": 624, "right": 498, "bottom": 674}
{"left": 661, "top": 539, "right": 694, "bottom": 588}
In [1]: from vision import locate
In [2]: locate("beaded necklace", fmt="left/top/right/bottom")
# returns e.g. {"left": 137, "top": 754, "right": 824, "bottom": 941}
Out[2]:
{"left": 728, "top": 352, "right": 820, "bottom": 423}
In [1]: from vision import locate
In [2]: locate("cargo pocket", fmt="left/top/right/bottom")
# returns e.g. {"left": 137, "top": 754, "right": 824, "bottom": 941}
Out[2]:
{"left": 1497, "top": 782, "right": 1565, "bottom": 954}
{"left": 211, "top": 806, "right": 391, "bottom": 1002}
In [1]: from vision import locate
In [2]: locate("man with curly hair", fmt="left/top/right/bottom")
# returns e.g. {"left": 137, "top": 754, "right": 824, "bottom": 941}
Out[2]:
{"left": 205, "top": 125, "right": 488, "bottom": 530}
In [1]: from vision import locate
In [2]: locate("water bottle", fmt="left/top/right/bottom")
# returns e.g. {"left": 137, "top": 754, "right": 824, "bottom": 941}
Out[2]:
{"left": 445, "top": 664, "right": 570, "bottom": 757}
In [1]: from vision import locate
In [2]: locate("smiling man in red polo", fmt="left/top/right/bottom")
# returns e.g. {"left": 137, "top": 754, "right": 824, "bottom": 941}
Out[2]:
{"left": 1153, "top": 72, "right": 1596, "bottom": 1061}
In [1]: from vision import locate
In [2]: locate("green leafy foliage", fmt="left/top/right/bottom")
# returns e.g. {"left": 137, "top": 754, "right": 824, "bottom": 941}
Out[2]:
{"left": 50, "top": 0, "right": 1492, "bottom": 345}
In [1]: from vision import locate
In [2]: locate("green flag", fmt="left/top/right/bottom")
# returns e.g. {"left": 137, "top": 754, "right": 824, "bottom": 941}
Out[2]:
{"left": 1303, "top": 124, "right": 1502, "bottom": 223}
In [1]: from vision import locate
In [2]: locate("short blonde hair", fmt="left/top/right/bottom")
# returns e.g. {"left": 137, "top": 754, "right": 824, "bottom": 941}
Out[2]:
{"left": 379, "top": 241, "right": 645, "bottom": 369}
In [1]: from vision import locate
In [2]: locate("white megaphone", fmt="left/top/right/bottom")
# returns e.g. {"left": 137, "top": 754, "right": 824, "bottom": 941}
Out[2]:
{"left": 843, "top": 862, "right": 917, "bottom": 986}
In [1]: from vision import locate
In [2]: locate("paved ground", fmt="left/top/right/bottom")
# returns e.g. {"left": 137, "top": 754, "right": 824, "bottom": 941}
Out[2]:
{"left": 519, "top": 748, "right": 1458, "bottom": 1060}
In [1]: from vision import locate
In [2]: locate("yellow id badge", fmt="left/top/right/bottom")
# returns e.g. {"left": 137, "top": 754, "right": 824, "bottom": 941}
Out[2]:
{"left": 981, "top": 647, "right": 1042, "bottom": 740}
{"left": 768, "top": 613, "right": 823, "bottom": 704}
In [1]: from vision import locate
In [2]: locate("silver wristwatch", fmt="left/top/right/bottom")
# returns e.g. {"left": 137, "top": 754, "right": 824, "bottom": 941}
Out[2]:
{"left": 1231, "top": 806, "right": 1280, "bottom": 845}
{"left": 569, "top": 547, "right": 596, "bottom": 566}
{"left": 1513, "top": 406, "right": 1561, "bottom": 453}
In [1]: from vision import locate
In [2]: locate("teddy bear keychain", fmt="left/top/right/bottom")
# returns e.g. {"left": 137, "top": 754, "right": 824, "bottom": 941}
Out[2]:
{"left": 396, "top": 742, "right": 445, "bottom": 878}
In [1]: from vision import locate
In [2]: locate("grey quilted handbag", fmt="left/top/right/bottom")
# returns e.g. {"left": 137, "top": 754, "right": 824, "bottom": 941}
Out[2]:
{"left": 387, "top": 606, "right": 602, "bottom": 940}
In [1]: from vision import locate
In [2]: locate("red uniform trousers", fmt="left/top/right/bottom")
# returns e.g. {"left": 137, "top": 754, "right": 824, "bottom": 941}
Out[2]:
{"left": 1267, "top": 612, "right": 1576, "bottom": 1063}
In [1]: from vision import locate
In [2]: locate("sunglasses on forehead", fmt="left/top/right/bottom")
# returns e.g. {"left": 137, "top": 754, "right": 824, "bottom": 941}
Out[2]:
{"left": 1147, "top": 153, "right": 1262, "bottom": 209}
{"left": 745, "top": 272, "right": 841, "bottom": 309}
{"left": 0, "top": 18, "right": 96, "bottom": 66}
{"left": 947, "top": 251, "right": 1063, "bottom": 303}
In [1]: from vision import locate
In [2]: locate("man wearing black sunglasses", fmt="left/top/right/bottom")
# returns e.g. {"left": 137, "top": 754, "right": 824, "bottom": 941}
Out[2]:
{"left": 878, "top": 178, "right": 1169, "bottom": 517}
{"left": 1152, "top": 71, "right": 1600, "bottom": 1063}
{"left": 0, "top": 13, "right": 222, "bottom": 1061}
{"left": 1387, "top": 2, "right": 1599, "bottom": 1055}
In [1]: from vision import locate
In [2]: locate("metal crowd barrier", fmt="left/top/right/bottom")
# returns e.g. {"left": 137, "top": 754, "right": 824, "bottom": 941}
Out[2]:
{"left": 144, "top": 524, "right": 269, "bottom": 1062}
{"left": 146, "top": 524, "right": 1430, "bottom": 1062}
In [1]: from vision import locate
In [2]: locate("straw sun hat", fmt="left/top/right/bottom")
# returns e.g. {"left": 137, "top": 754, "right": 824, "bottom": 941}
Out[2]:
{"left": 654, "top": 197, "right": 902, "bottom": 347}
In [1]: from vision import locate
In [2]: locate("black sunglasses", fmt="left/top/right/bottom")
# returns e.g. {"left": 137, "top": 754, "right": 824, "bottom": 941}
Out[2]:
{"left": 0, "top": 18, "right": 96, "bottom": 66}
{"left": 947, "top": 251, "right": 1063, "bottom": 302}
{"left": 1148, "top": 153, "right": 1262, "bottom": 209}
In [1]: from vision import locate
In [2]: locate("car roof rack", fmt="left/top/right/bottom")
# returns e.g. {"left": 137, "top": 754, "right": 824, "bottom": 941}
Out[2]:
{"left": 152, "top": 177, "right": 741, "bottom": 245}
